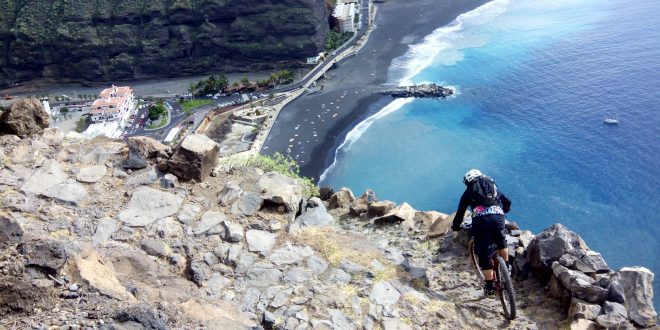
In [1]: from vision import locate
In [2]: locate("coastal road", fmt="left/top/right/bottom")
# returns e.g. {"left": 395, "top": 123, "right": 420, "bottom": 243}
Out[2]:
{"left": 122, "top": 95, "right": 246, "bottom": 142}
{"left": 269, "top": 1, "right": 371, "bottom": 95}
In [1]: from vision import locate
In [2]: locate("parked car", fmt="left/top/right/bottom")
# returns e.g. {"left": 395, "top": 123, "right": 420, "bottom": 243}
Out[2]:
{"left": 141, "top": 113, "right": 146, "bottom": 119}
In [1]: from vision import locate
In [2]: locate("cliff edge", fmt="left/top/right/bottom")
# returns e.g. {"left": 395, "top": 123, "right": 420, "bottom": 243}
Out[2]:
{"left": 0, "top": 120, "right": 656, "bottom": 328}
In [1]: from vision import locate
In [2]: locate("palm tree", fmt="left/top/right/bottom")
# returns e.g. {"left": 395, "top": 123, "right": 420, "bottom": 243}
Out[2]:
{"left": 241, "top": 76, "right": 250, "bottom": 87}
{"left": 269, "top": 73, "right": 278, "bottom": 87}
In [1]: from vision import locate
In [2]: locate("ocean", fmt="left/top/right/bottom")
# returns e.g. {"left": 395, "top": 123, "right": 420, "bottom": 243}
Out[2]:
{"left": 320, "top": 0, "right": 660, "bottom": 308}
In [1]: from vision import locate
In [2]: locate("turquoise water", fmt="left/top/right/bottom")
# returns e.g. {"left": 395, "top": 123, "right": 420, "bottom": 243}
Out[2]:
{"left": 321, "top": 0, "right": 660, "bottom": 306}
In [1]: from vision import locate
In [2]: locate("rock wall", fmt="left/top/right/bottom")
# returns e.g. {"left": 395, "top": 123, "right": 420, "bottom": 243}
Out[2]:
{"left": 0, "top": 0, "right": 329, "bottom": 88}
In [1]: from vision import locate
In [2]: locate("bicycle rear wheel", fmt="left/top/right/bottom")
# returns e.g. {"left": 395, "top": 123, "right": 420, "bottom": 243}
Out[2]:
{"left": 496, "top": 255, "right": 516, "bottom": 320}
{"left": 467, "top": 239, "right": 485, "bottom": 282}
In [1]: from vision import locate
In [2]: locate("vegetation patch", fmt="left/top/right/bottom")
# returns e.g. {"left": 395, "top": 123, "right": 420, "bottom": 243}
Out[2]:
{"left": 325, "top": 31, "right": 354, "bottom": 50}
{"left": 178, "top": 99, "right": 212, "bottom": 114}
{"left": 223, "top": 152, "right": 318, "bottom": 198}
{"left": 74, "top": 117, "right": 88, "bottom": 133}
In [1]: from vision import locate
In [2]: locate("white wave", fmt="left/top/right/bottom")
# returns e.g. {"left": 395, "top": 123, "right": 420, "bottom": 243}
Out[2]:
{"left": 392, "top": 0, "right": 511, "bottom": 85}
{"left": 320, "top": 0, "right": 510, "bottom": 183}
{"left": 318, "top": 98, "right": 414, "bottom": 184}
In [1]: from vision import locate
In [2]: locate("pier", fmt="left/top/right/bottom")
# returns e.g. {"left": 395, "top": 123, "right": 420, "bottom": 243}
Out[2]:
{"left": 377, "top": 83, "right": 453, "bottom": 98}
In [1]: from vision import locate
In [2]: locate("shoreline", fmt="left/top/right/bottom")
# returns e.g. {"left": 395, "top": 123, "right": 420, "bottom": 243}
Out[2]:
{"left": 260, "top": 0, "right": 491, "bottom": 181}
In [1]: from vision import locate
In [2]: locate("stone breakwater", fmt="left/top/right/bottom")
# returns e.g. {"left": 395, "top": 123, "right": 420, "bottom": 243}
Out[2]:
{"left": 0, "top": 118, "right": 655, "bottom": 328}
{"left": 377, "top": 84, "right": 454, "bottom": 98}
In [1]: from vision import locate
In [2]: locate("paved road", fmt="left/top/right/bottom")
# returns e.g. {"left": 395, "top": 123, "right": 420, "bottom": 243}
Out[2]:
{"left": 270, "top": 1, "right": 370, "bottom": 94}
{"left": 121, "top": 95, "right": 246, "bottom": 142}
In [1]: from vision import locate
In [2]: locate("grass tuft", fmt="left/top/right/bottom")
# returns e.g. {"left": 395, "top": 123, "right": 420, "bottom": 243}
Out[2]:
{"left": 222, "top": 152, "right": 319, "bottom": 198}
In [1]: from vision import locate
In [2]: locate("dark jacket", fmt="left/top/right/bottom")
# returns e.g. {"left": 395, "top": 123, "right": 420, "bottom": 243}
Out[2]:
{"left": 452, "top": 181, "right": 511, "bottom": 230}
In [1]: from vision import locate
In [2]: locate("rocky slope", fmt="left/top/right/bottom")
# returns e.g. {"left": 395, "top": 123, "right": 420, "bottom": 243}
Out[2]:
{"left": 0, "top": 0, "right": 328, "bottom": 88}
{"left": 0, "top": 119, "right": 656, "bottom": 328}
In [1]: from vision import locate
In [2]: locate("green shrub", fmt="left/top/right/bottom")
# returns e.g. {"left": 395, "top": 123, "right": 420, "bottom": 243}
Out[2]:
{"left": 223, "top": 152, "right": 319, "bottom": 198}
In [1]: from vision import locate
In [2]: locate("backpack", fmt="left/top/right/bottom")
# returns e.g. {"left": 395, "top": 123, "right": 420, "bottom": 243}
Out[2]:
{"left": 470, "top": 176, "right": 499, "bottom": 206}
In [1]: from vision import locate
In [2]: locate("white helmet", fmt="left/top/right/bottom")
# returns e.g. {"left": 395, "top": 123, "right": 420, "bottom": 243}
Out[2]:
{"left": 463, "top": 169, "right": 483, "bottom": 185}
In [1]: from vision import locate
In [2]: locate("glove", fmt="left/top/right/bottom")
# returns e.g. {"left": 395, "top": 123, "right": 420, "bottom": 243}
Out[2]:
{"left": 451, "top": 223, "right": 461, "bottom": 231}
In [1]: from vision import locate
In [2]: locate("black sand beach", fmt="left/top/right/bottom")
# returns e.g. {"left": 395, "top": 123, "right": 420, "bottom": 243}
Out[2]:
{"left": 261, "top": 0, "right": 490, "bottom": 181}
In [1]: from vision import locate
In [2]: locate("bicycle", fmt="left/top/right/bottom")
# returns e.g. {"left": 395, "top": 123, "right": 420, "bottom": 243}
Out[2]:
{"left": 462, "top": 219, "right": 517, "bottom": 320}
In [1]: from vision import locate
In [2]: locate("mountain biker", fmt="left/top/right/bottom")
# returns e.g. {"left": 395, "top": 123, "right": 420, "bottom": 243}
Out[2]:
{"left": 451, "top": 169, "right": 512, "bottom": 297}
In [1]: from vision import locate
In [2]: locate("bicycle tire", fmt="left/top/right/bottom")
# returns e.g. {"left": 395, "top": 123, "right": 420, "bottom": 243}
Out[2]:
{"left": 496, "top": 255, "right": 516, "bottom": 320}
{"left": 467, "top": 239, "right": 485, "bottom": 282}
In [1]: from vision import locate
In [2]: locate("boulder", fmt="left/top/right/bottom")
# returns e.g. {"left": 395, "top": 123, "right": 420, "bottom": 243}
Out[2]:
{"left": 178, "top": 202, "right": 202, "bottom": 224}
{"left": 526, "top": 223, "right": 590, "bottom": 282}
{"left": 92, "top": 218, "right": 118, "bottom": 245}
{"left": 168, "top": 134, "right": 219, "bottom": 182}
{"left": 607, "top": 279, "right": 626, "bottom": 304}
{"left": 307, "top": 255, "right": 329, "bottom": 274}
{"left": 283, "top": 267, "right": 311, "bottom": 284}
{"left": 118, "top": 187, "right": 184, "bottom": 227}
{"left": 125, "top": 166, "right": 159, "bottom": 187}
{"left": 18, "top": 238, "right": 68, "bottom": 276}
{"left": 150, "top": 217, "right": 183, "bottom": 239}
{"left": 373, "top": 202, "right": 416, "bottom": 225}
{"left": 193, "top": 211, "right": 227, "bottom": 236}
{"left": 327, "top": 187, "right": 355, "bottom": 209}
{"left": 258, "top": 172, "right": 302, "bottom": 213}
{"left": 113, "top": 306, "right": 167, "bottom": 330}
{"left": 570, "top": 319, "right": 598, "bottom": 330}
{"left": 268, "top": 245, "right": 314, "bottom": 266}
{"left": 553, "top": 262, "right": 608, "bottom": 304}
{"left": 221, "top": 220, "right": 244, "bottom": 243}
{"left": 569, "top": 298, "right": 602, "bottom": 320}
{"left": 159, "top": 173, "right": 178, "bottom": 189}
{"left": 246, "top": 263, "right": 282, "bottom": 287}
{"left": 127, "top": 136, "right": 168, "bottom": 159}
{"left": 77, "top": 136, "right": 127, "bottom": 165}
{"left": 140, "top": 238, "right": 170, "bottom": 257}
{"left": 370, "top": 281, "right": 400, "bottom": 305}
{"left": 0, "top": 98, "right": 49, "bottom": 137}
{"left": 292, "top": 199, "right": 333, "bottom": 230}
{"left": 40, "top": 128, "right": 63, "bottom": 145}
{"left": 318, "top": 187, "right": 334, "bottom": 201}
{"left": 218, "top": 181, "right": 243, "bottom": 206}
{"left": 595, "top": 312, "right": 634, "bottom": 329}
{"left": 20, "top": 159, "right": 67, "bottom": 195}
{"left": 68, "top": 250, "right": 135, "bottom": 302}
{"left": 42, "top": 182, "right": 88, "bottom": 206}
{"left": 427, "top": 212, "right": 453, "bottom": 239}
{"left": 230, "top": 192, "right": 263, "bottom": 217}
{"left": 76, "top": 165, "right": 107, "bottom": 183}
{"left": 613, "top": 267, "right": 657, "bottom": 327}
{"left": 368, "top": 201, "right": 396, "bottom": 218}
{"left": 602, "top": 301, "right": 628, "bottom": 318}
{"left": 574, "top": 251, "right": 609, "bottom": 274}
{"left": 187, "top": 260, "right": 211, "bottom": 286}
{"left": 122, "top": 147, "right": 148, "bottom": 170}
{"left": 382, "top": 318, "right": 413, "bottom": 330}
{"left": 246, "top": 230, "right": 276, "bottom": 254}
{"left": 349, "top": 189, "right": 376, "bottom": 216}
{"left": 0, "top": 214, "right": 24, "bottom": 245}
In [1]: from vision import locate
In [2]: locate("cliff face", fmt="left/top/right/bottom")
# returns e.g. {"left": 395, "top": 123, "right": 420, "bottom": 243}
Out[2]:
{"left": 0, "top": 0, "right": 329, "bottom": 88}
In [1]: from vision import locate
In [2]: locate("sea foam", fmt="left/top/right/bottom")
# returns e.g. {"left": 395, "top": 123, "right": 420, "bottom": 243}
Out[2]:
{"left": 318, "top": 97, "right": 414, "bottom": 184}
{"left": 391, "top": 0, "right": 511, "bottom": 85}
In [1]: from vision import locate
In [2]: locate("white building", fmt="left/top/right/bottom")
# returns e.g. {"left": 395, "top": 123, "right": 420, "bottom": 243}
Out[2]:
{"left": 332, "top": 2, "right": 357, "bottom": 33}
{"left": 89, "top": 85, "right": 135, "bottom": 125}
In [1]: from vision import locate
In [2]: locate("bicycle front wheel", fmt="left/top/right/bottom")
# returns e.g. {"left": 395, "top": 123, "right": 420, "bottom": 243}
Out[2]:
{"left": 496, "top": 255, "right": 516, "bottom": 320}
{"left": 467, "top": 239, "right": 485, "bottom": 282}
